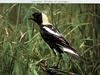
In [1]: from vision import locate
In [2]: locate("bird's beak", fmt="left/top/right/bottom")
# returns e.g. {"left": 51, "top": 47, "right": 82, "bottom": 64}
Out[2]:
{"left": 28, "top": 16, "right": 34, "bottom": 20}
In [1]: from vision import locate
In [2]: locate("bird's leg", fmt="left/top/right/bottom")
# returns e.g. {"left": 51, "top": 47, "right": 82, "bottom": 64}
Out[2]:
{"left": 56, "top": 53, "right": 63, "bottom": 68}
{"left": 51, "top": 53, "right": 63, "bottom": 69}
{"left": 50, "top": 49, "right": 63, "bottom": 68}
{"left": 51, "top": 49, "right": 59, "bottom": 67}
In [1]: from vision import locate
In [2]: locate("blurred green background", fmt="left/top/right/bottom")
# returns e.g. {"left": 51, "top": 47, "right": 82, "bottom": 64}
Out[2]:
{"left": 0, "top": 4, "right": 100, "bottom": 75}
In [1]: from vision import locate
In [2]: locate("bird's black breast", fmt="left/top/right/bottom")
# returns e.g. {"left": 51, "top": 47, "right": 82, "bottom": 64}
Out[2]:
{"left": 39, "top": 25, "right": 63, "bottom": 53}
{"left": 40, "top": 25, "right": 55, "bottom": 48}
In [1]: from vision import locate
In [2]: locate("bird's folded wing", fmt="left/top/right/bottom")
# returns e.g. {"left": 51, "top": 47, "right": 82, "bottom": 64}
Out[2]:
{"left": 42, "top": 26, "right": 84, "bottom": 59}
{"left": 43, "top": 26, "right": 77, "bottom": 52}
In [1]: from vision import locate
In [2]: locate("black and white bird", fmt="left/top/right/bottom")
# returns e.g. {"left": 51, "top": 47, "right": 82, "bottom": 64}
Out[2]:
{"left": 29, "top": 12, "right": 84, "bottom": 62}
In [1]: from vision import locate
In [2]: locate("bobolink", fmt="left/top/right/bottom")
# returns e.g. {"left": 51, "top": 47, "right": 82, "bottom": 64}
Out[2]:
{"left": 29, "top": 12, "right": 84, "bottom": 62}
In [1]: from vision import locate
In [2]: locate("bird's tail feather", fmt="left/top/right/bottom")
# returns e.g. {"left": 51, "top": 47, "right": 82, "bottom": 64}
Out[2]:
{"left": 62, "top": 47, "right": 86, "bottom": 62}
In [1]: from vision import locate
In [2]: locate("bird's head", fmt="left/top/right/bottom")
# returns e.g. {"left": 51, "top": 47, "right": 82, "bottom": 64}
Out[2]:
{"left": 29, "top": 12, "right": 51, "bottom": 25}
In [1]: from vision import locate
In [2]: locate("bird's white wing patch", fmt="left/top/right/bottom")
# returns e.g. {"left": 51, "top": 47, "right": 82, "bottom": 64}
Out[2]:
{"left": 62, "top": 47, "right": 79, "bottom": 56}
{"left": 43, "top": 26, "right": 61, "bottom": 36}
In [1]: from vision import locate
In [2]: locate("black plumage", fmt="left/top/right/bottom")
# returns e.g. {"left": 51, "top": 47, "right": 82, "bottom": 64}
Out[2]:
{"left": 29, "top": 12, "right": 84, "bottom": 60}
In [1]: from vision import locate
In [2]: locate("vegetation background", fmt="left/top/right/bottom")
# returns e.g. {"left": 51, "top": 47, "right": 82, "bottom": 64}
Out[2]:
{"left": 0, "top": 4, "right": 100, "bottom": 75}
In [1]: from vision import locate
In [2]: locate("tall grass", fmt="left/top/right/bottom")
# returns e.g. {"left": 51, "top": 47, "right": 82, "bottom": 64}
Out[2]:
{"left": 0, "top": 4, "right": 100, "bottom": 75}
